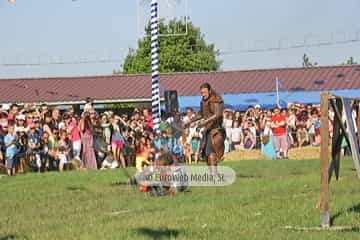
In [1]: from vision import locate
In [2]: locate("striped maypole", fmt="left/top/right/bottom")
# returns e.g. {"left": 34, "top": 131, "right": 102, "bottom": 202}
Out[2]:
{"left": 151, "top": 0, "right": 161, "bottom": 134}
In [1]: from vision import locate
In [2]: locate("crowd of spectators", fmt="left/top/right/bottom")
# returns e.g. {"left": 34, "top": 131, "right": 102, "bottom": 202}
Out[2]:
{"left": 222, "top": 103, "right": 324, "bottom": 159}
{"left": 0, "top": 98, "right": 333, "bottom": 176}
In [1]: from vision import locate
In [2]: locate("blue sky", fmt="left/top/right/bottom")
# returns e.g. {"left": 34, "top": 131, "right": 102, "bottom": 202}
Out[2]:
{"left": 0, "top": 0, "right": 359, "bottom": 78}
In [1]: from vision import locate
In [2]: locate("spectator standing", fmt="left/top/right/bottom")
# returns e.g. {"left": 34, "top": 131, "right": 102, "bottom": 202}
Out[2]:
{"left": 270, "top": 107, "right": 288, "bottom": 159}
{"left": 248, "top": 119, "right": 257, "bottom": 147}
{"left": 27, "top": 124, "right": 42, "bottom": 172}
{"left": 229, "top": 120, "right": 243, "bottom": 151}
{"left": 183, "top": 107, "right": 195, "bottom": 125}
{"left": 4, "top": 124, "right": 18, "bottom": 176}
{"left": 100, "top": 114, "right": 111, "bottom": 151}
{"left": 111, "top": 116, "right": 126, "bottom": 168}
{"left": 58, "top": 130, "right": 71, "bottom": 172}
{"left": 79, "top": 112, "right": 97, "bottom": 169}
{"left": 171, "top": 112, "right": 183, "bottom": 141}
{"left": 83, "top": 97, "right": 94, "bottom": 114}
{"left": 179, "top": 128, "right": 191, "bottom": 164}
{"left": 243, "top": 129, "right": 255, "bottom": 150}
{"left": 190, "top": 132, "right": 201, "bottom": 164}
{"left": 223, "top": 110, "right": 233, "bottom": 141}
{"left": 68, "top": 115, "right": 81, "bottom": 161}
{"left": 52, "top": 108, "right": 60, "bottom": 129}
{"left": 261, "top": 116, "right": 277, "bottom": 160}
{"left": 15, "top": 114, "right": 27, "bottom": 134}
{"left": 143, "top": 109, "right": 154, "bottom": 131}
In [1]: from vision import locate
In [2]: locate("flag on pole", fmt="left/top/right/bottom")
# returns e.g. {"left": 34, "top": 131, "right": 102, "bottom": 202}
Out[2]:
{"left": 277, "top": 79, "right": 286, "bottom": 92}
{"left": 276, "top": 77, "right": 287, "bottom": 108}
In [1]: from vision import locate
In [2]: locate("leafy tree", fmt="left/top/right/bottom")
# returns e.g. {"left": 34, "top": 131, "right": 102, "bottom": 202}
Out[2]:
{"left": 302, "top": 53, "right": 318, "bottom": 67}
{"left": 343, "top": 56, "right": 358, "bottom": 65}
{"left": 114, "top": 19, "right": 222, "bottom": 74}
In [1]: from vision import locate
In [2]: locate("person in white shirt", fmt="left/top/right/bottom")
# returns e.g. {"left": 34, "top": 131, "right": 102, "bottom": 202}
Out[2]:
{"left": 101, "top": 152, "right": 119, "bottom": 169}
{"left": 229, "top": 120, "right": 243, "bottom": 151}
{"left": 15, "top": 114, "right": 28, "bottom": 133}
{"left": 83, "top": 97, "right": 94, "bottom": 114}
{"left": 182, "top": 107, "right": 195, "bottom": 125}
{"left": 223, "top": 110, "right": 234, "bottom": 140}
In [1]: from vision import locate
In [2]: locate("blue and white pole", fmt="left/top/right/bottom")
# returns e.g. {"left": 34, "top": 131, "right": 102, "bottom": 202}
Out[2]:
{"left": 151, "top": 0, "right": 161, "bottom": 134}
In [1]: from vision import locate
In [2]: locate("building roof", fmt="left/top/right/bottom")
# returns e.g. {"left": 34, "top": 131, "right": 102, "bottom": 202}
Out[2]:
{"left": 1, "top": 64, "right": 360, "bottom": 104}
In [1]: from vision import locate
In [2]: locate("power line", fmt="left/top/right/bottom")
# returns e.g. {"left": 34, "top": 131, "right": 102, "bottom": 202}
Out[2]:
{"left": 220, "top": 38, "right": 360, "bottom": 55}
{"left": 1, "top": 58, "right": 124, "bottom": 67}
{"left": 1, "top": 38, "right": 360, "bottom": 67}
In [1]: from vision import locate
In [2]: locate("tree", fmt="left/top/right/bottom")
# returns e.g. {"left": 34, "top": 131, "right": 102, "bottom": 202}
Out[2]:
{"left": 114, "top": 19, "right": 222, "bottom": 74}
{"left": 302, "top": 53, "right": 318, "bottom": 67}
{"left": 343, "top": 56, "right": 358, "bottom": 65}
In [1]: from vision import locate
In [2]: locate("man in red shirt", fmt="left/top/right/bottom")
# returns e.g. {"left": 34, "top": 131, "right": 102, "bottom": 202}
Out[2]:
{"left": 143, "top": 108, "right": 154, "bottom": 131}
{"left": 270, "top": 106, "right": 288, "bottom": 159}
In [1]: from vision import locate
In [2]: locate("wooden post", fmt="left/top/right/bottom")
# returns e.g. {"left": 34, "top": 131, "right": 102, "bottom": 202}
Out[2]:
{"left": 320, "top": 93, "right": 330, "bottom": 228}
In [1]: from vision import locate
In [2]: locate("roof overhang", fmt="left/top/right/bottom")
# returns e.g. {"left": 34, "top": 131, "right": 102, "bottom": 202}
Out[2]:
{"left": 0, "top": 97, "right": 164, "bottom": 106}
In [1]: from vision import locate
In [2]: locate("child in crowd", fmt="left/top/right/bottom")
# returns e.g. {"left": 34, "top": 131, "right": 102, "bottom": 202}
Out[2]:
{"left": 190, "top": 132, "right": 201, "bottom": 164}
{"left": 58, "top": 130, "right": 71, "bottom": 172}
{"left": 4, "top": 124, "right": 18, "bottom": 176}
{"left": 179, "top": 128, "right": 191, "bottom": 164}
{"left": 100, "top": 151, "right": 119, "bottom": 169}
{"left": 27, "top": 123, "right": 42, "bottom": 172}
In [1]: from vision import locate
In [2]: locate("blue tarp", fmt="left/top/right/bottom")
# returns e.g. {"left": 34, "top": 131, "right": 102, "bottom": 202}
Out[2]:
{"left": 177, "top": 89, "right": 360, "bottom": 111}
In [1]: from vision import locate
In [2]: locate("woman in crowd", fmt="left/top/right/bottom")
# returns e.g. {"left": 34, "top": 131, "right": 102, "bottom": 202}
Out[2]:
{"left": 229, "top": 120, "right": 242, "bottom": 151}
{"left": 223, "top": 110, "right": 234, "bottom": 140}
{"left": 58, "top": 130, "right": 71, "bottom": 172}
{"left": 244, "top": 128, "right": 255, "bottom": 150}
{"left": 287, "top": 108, "right": 297, "bottom": 147}
{"left": 261, "top": 113, "right": 277, "bottom": 160}
{"left": 247, "top": 119, "right": 258, "bottom": 147}
{"left": 67, "top": 114, "right": 81, "bottom": 161}
{"left": 100, "top": 113, "right": 111, "bottom": 151}
{"left": 79, "top": 112, "right": 97, "bottom": 169}
{"left": 110, "top": 116, "right": 126, "bottom": 168}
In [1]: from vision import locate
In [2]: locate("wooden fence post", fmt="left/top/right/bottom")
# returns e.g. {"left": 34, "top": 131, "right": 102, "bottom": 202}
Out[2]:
{"left": 320, "top": 93, "right": 330, "bottom": 228}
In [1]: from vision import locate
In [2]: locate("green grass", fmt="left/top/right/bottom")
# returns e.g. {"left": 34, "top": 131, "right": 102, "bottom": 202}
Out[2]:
{"left": 0, "top": 158, "right": 360, "bottom": 240}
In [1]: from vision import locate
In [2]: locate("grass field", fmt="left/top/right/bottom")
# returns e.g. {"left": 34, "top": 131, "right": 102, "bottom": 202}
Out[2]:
{"left": 0, "top": 158, "right": 360, "bottom": 240}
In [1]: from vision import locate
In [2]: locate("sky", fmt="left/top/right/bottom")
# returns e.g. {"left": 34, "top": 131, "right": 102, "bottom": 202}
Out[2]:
{"left": 0, "top": 0, "right": 359, "bottom": 79}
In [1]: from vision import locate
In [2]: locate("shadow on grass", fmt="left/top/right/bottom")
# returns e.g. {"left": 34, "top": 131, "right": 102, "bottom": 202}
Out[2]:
{"left": 236, "top": 173, "right": 262, "bottom": 178}
{"left": 111, "top": 181, "right": 129, "bottom": 186}
{"left": 0, "top": 235, "right": 29, "bottom": 240}
{"left": 331, "top": 203, "right": 360, "bottom": 226}
{"left": 135, "top": 228, "right": 180, "bottom": 239}
{"left": 337, "top": 227, "right": 360, "bottom": 232}
{"left": 66, "top": 186, "right": 87, "bottom": 191}
{"left": 286, "top": 226, "right": 360, "bottom": 232}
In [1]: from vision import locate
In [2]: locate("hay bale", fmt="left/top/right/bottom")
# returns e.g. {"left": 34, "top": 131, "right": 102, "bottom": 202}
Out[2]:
{"left": 225, "top": 150, "right": 269, "bottom": 161}
{"left": 288, "top": 146, "right": 327, "bottom": 160}
{"left": 225, "top": 146, "right": 327, "bottom": 161}
{"left": 69, "top": 158, "right": 81, "bottom": 170}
